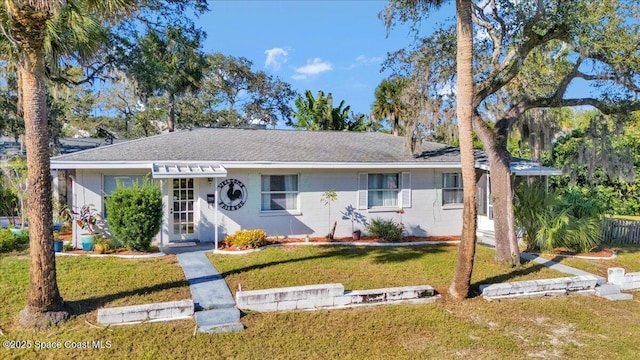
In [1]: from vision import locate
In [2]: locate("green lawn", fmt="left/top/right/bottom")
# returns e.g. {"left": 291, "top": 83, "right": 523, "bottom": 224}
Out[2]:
{"left": 1, "top": 245, "right": 639, "bottom": 359}
{"left": 0, "top": 254, "right": 190, "bottom": 330}
{"left": 210, "top": 244, "right": 568, "bottom": 295}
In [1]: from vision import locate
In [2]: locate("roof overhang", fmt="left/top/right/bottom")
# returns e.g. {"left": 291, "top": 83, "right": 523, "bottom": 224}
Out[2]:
{"left": 475, "top": 161, "right": 562, "bottom": 176}
{"left": 509, "top": 162, "right": 562, "bottom": 176}
{"left": 50, "top": 160, "right": 464, "bottom": 170}
{"left": 151, "top": 162, "right": 227, "bottom": 179}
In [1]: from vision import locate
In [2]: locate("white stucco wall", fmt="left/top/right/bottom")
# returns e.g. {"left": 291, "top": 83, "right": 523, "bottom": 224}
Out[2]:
{"left": 69, "top": 167, "right": 464, "bottom": 245}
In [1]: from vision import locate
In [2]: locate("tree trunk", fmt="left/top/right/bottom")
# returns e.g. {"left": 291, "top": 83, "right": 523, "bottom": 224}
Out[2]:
{"left": 474, "top": 118, "right": 521, "bottom": 266}
{"left": 392, "top": 114, "right": 399, "bottom": 136}
{"left": 17, "top": 51, "right": 68, "bottom": 329}
{"left": 487, "top": 143, "right": 520, "bottom": 266}
{"left": 449, "top": 0, "right": 477, "bottom": 300}
{"left": 168, "top": 92, "right": 175, "bottom": 132}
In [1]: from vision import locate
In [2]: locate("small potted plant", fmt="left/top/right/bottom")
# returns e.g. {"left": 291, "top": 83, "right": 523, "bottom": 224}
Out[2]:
{"left": 73, "top": 205, "right": 100, "bottom": 251}
{"left": 53, "top": 230, "right": 63, "bottom": 253}
{"left": 341, "top": 205, "right": 367, "bottom": 241}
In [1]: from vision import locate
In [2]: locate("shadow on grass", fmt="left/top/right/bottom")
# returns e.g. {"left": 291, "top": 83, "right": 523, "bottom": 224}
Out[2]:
{"left": 217, "top": 245, "right": 448, "bottom": 278}
{"left": 65, "top": 280, "right": 189, "bottom": 316}
{"left": 468, "top": 255, "right": 567, "bottom": 299}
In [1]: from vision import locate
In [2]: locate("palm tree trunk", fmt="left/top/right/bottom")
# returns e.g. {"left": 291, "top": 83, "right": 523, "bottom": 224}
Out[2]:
{"left": 17, "top": 51, "right": 67, "bottom": 328}
{"left": 168, "top": 92, "right": 176, "bottom": 132}
{"left": 449, "top": 0, "right": 477, "bottom": 299}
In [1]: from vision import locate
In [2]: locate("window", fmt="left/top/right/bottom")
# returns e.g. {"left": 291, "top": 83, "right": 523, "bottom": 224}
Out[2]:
{"left": 103, "top": 175, "right": 147, "bottom": 217}
{"left": 368, "top": 173, "right": 399, "bottom": 207}
{"left": 443, "top": 173, "right": 463, "bottom": 205}
{"left": 261, "top": 175, "right": 298, "bottom": 211}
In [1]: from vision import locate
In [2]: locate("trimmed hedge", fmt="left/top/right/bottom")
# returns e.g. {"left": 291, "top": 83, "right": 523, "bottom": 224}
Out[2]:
{"left": 105, "top": 179, "right": 162, "bottom": 252}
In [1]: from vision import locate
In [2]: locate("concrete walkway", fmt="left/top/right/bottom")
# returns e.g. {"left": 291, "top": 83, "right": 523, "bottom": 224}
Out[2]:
{"left": 521, "top": 252, "right": 607, "bottom": 285}
{"left": 171, "top": 243, "right": 243, "bottom": 333}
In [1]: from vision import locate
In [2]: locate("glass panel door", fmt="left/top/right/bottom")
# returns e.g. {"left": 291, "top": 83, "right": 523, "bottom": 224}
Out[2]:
{"left": 171, "top": 178, "right": 197, "bottom": 241}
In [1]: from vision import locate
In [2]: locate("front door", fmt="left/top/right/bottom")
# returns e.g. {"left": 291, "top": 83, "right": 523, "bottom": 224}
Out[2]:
{"left": 170, "top": 178, "right": 198, "bottom": 241}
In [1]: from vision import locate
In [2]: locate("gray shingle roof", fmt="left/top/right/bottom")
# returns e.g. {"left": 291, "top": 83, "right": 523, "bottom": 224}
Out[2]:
{"left": 51, "top": 128, "right": 464, "bottom": 164}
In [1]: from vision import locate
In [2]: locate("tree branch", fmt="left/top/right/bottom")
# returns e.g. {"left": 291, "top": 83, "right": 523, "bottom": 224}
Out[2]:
{"left": 519, "top": 96, "right": 640, "bottom": 116}
{"left": 474, "top": 12, "right": 571, "bottom": 107}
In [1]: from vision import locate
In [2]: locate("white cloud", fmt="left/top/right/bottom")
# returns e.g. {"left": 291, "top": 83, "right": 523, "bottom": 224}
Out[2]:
{"left": 348, "top": 55, "right": 383, "bottom": 69}
{"left": 264, "top": 48, "right": 288, "bottom": 71}
{"left": 355, "top": 55, "right": 382, "bottom": 64}
{"left": 292, "top": 58, "right": 333, "bottom": 79}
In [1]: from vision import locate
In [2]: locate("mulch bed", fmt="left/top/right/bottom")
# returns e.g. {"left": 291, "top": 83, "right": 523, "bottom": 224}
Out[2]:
{"left": 219, "top": 235, "right": 461, "bottom": 251}
{"left": 62, "top": 247, "right": 161, "bottom": 256}
{"left": 543, "top": 248, "right": 616, "bottom": 259}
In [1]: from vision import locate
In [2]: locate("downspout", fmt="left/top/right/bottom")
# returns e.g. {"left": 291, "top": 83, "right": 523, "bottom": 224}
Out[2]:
{"left": 69, "top": 174, "right": 77, "bottom": 249}
{"left": 214, "top": 178, "right": 219, "bottom": 251}
{"left": 159, "top": 179, "right": 164, "bottom": 251}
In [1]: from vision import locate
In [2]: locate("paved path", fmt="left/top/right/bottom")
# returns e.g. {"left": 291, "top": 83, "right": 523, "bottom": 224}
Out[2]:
{"left": 521, "top": 252, "right": 606, "bottom": 285}
{"left": 172, "top": 244, "right": 243, "bottom": 333}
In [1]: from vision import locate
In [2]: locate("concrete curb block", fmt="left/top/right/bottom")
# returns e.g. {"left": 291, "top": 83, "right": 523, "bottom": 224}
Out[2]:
{"left": 97, "top": 299, "right": 194, "bottom": 325}
{"left": 236, "top": 284, "right": 438, "bottom": 312}
{"left": 480, "top": 275, "right": 600, "bottom": 300}
{"left": 608, "top": 267, "right": 640, "bottom": 291}
{"left": 213, "top": 241, "right": 459, "bottom": 255}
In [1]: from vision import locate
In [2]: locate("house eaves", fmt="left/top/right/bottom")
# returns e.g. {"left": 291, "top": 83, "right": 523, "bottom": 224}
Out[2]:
{"left": 51, "top": 160, "right": 463, "bottom": 170}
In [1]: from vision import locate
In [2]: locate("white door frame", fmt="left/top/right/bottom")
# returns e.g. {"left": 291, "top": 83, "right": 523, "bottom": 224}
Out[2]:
{"left": 169, "top": 178, "right": 198, "bottom": 242}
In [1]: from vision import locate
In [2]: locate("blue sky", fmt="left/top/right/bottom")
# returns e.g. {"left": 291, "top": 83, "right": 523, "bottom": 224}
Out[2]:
{"left": 197, "top": 0, "right": 451, "bottom": 120}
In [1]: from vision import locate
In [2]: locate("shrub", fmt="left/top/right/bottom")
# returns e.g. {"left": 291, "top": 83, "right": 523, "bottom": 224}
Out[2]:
{"left": 0, "top": 228, "right": 29, "bottom": 253}
{"left": 224, "top": 229, "right": 267, "bottom": 249}
{"left": 105, "top": 179, "right": 162, "bottom": 252}
{"left": 94, "top": 236, "right": 120, "bottom": 254}
{"left": 514, "top": 183, "right": 602, "bottom": 253}
{"left": 367, "top": 218, "right": 404, "bottom": 242}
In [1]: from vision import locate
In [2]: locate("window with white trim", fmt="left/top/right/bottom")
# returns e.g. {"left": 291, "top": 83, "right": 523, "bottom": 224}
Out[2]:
{"left": 443, "top": 172, "right": 463, "bottom": 205}
{"left": 358, "top": 172, "right": 411, "bottom": 209}
{"left": 103, "top": 175, "right": 147, "bottom": 217}
{"left": 368, "top": 173, "right": 399, "bottom": 207}
{"left": 261, "top": 175, "right": 299, "bottom": 211}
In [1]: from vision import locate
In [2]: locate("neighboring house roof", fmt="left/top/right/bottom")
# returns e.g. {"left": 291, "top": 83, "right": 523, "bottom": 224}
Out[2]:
{"left": 57, "top": 138, "right": 126, "bottom": 154}
{"left": 50, "top": 128, "right": 560, "bottom": 175}
{"left": 0, "top": 136, "right": 123, "bottom": 162}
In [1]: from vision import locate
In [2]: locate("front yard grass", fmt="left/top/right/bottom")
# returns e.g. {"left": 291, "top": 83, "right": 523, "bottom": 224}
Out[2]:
{"left": 0, "top": 254, "right": 190, "bottom": 330}
{"left": 1, "top": 245, "right": 639, "bottom": 359}
{"left": 210, "top": 244, "right": 567, "bottom": 295}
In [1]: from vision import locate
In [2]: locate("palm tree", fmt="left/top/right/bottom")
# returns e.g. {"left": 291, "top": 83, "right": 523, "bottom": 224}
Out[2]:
{"left": 291, "top": 90, "right": 353, "bottom": 131}
{"left": 371, "top": 78, "right": 405, "bottom": 136}
{"left": 384, "top": 0, "right": 476, "bottom": 298}
{"left": 448, "top": 0, "right": 477, "bottom": 299}
{"left": 0, "top": 0, "right": 136, "bottom": 328}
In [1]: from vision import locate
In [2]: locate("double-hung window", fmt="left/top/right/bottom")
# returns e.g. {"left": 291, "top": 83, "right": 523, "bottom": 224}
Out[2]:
{"left": 261, "top": 175, "right": 299, "bottom": 211}
{"left": 442, "top": 172, "right": 463, "bottom": 205}
{"left": 368, "top": 173, "right": 399, "bottom": 207}
{"left": 358, "top": 172, "right": 411, "bottom": 209}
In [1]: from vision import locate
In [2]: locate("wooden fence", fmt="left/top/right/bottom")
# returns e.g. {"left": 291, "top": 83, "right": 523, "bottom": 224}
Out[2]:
{"left": 601, "top": 218, "right": 640, "bottom": 245}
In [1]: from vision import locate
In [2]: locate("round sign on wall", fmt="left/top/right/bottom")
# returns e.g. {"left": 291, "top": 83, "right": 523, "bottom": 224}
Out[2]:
{"left": 217, "top": 179, "right": 248, "bottom": 211}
